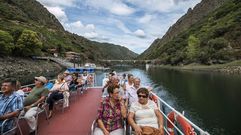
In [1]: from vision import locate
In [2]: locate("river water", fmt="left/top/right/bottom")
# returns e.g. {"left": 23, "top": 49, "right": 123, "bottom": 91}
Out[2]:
{"left": 95, "top": 65, "right": 241, "bottom": 135}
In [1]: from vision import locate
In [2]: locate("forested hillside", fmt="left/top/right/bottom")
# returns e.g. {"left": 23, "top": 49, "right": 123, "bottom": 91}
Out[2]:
{"left": 139, "top": 0, "right": 241, "bottom": 65}
{"left": 0, "top": 0, "right": 137, "bottom": 61}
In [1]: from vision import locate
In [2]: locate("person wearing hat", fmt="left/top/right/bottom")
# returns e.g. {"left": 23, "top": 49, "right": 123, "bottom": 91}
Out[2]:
{"left": 23, "top": 76, "right": 49, "bottom": 134}
{"left": 63, "top": 70, "right": 72, "bottom": 85}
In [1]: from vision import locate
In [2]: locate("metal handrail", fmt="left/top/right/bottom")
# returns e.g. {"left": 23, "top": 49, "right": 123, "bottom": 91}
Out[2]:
{"left": 150, "top": 92, "right": 210, "bottom": 135}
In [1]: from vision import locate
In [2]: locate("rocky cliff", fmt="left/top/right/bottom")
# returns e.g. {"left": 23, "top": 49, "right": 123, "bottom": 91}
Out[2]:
{"left": 138, "top": 0, "right": 241, "bottom": 65}
{"left": 139, "top": 0, "right": 229, "bottom": 59}
{"left": 0, "top": 57, "right": 63, "bottom": 85}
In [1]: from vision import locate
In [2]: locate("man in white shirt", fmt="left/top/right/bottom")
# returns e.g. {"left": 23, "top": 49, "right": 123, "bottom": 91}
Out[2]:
{"left": 102, "top": 73, "right": 110, "bottom": 97}
{"left": 127, "top": 77, "right": 141, "bottom": 106}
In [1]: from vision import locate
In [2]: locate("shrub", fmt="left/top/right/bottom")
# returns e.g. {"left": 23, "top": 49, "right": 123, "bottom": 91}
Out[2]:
{"left": 0, "top": 30, "right": 14, "bottom": 55}
{"left": 15, "top": 29, "right": 42, "bottom": 56}
{"left": 207, "top": 37, "right": 229, "bottom": 50}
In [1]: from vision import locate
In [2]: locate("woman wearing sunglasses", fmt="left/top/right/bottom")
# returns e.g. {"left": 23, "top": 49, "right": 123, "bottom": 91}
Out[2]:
{"left": 128, "top": 87, "right": 164, "bottom": 135}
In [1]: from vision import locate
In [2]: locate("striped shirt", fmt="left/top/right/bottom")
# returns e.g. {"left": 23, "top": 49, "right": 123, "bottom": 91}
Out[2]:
{"left": 97, "top": 98, "right": 123, "bottom": 132}
{"left": 0, "top": 92, "right": 23, "bottom": 131}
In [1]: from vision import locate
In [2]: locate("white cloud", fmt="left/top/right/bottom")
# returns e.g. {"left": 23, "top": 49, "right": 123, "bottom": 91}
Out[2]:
{"left": 110, "top": 3, "right": 134, "bottom": 15}
{"left": 45, "top": 6, "right": 68, "bottom": 23}
{"left": 64, "top": 21, "right": 100, "bottom": 39}
{"left": 127, "top": 0, "right": 200, "bottom": 13}
{"left": 138, "top": 14, "right": 155, "bottom": 24}
{"left": 84, "top": 32, "right": 98, "bottom": 39}
{"left": 111, "top": 34, "right": 154, "bottom": 54}
{"left": 116, "top": 20, "right": 131, "bottom": 34}
{"left": 85, "top": 0, "right": 135, "bottom": 15}
{"left": 173, "top": 0, "right": 190, "bottom": 5}
{"left": 69, "top": 21, "right": 84, "bottom": 28}
{"left": 37, "top": 0, "right": 76, "bottom": 7}
{"left": 134, "top": 29, "right": 146, "bottom": 38}
{"left": 127, "top": 0, "right": 174, "bottom": 12}
{"left": 65, "top": 21, "right": 95, "bottom": 32}
{"left": 86, "top": 24, "right": 95, "bottom": 30}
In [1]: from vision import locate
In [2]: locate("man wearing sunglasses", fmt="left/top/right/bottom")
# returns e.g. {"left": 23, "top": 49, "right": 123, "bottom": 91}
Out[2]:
{"left": 128, "top": 88, "right": 164, "bottom": 135}
{"left": 23, "top": 76, "right": 49, "bottom": 135}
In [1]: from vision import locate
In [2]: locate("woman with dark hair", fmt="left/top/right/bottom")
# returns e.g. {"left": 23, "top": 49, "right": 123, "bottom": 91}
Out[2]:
{"left": 94, "top": 85, "right": 127, "bottom": 135}
{"left": 128, "top": 87, "right": 164, "bottom": 135}
{"left": 69, "top": 73, "right": 78, "bottom": 91}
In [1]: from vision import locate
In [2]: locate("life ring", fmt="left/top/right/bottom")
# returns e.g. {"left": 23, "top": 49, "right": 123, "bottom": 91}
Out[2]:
{"left": 167, "top": 111, "right": 196, "bottom": 135}
{"left": 149, "top": 94, "right": 158, "bottom": 104}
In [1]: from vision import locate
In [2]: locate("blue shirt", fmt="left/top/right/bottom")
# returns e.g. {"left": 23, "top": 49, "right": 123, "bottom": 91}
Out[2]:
{"left": 0, "top": 92, "right": 23, "bottom": 132}
{"left": 44, "top": 82, "right": 54, "bottom": 90}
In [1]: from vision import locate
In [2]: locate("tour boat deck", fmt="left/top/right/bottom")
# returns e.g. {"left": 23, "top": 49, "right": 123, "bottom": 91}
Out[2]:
{"left": 36, "top": 88, "right": 102, "bottom": 135}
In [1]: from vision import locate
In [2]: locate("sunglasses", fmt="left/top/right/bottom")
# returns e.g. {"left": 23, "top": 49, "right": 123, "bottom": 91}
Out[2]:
{"left": 138, "top": 95, "right": 148, "bottom": 98}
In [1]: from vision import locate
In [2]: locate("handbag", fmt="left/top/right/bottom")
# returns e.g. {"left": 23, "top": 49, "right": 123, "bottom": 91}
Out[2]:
{"left": 141, "top": 126, "right": 162, "bottom": 135}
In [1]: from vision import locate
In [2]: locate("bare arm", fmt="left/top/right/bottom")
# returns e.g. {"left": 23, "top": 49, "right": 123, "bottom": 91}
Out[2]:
{"left": 0, "top": 111, "right": 20, "bottom": 120}
{"left": 155, "top": 109, "right": 164, "bottom": 135}
{"left": 120, "top": 101, "right": 127, "bottom": 118}
{"left": 32, "top": 96, "right": 46, "bottom": 107}
{"left": 97, "top": 119, "right": 109, "bottom": 135}
{"left": 128, "top": 112, "right": 142, "bottom": 135}
{"left": 25, "top": 96, "right": 46, "bottom": 111}
{"left": 59, "top": 83, "right": 69, "bottom": 92}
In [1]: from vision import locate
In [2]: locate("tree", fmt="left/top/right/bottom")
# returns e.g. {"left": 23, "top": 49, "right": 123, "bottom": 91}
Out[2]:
{"left": 186, "top": 35, "right": 200, "bottom": 62}
{"left": 56, "top": 44, "right": 65, "bottom": 56}
{"left": 0, "top": 30, "right": 14, "bottom": 56}
{"left": 15, "top": 29, "right": 42, "bottom": 56}
{"left": 208, "top": 37, "right": 229, "bottom": 50}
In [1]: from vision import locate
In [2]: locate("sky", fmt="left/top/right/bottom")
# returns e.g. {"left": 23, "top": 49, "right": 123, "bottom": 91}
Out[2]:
{"left": 36, "top": 0, "right": 201, "bottom": 54}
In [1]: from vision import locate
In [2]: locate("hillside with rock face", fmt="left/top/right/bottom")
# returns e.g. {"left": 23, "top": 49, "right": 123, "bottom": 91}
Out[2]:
{"left": 0, "top": 0, "right": 63, "bottom": 30}
{"left": 0, "top": 57, "right": 63, "bottom": 84}
{"left": 139, "top": 0, "right": 229, "bottom": 59}
{"left": 139, "top": 0, "right": 241, "bottom": 65}
{"left": 0, "top": 0, "right": 137, "bottom": 61}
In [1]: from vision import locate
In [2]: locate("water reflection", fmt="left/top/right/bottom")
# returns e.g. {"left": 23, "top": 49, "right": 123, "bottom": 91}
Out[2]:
{"left": 147, "top": 67, "right": 241, "bottom": 135}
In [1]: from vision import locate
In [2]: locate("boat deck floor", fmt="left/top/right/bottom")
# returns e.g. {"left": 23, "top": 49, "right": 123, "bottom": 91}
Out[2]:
{"left": 37, "top": 88, "right": 102, "bottom": 135}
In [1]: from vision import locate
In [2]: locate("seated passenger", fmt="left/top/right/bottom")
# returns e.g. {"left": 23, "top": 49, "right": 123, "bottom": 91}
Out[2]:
{"left": 87, "top": 74, "right": 94, "bottom": 86}
{"left": 82, "top": 71, "right": 88, "bottom": 86}
{"left": 69, "top": 73, "right": 78, "bottom": 91}
{"left": 63, "top": 70, "right": 72, "bottom": 85}
{"left": 127, "top": 77, "right": 141, "bottom": 106}
{"left": 15, "top": 80, "right": 25, "bottom": 99}
{"left": 128, "top": 88, "right": 164, "bottom": 135}
{"left": 102, "top": 73, "right": 112, "bottom": 97}
{"left": 47, "top": 74, "right": 69, "bottom": 118}
{"left": 0, "top": 79, "right": 23, "bottom": 133}
{"left": 94, "top": 85, "right": 127, "bottom": 135}
{"left": 23, "top": 76, "right": 48, "bottom": 134}
{"left": 44, "top": 78, "right": 54, "bottom": 90}
{"left": 76, "top": 76, "right": 85, "bottom": 89}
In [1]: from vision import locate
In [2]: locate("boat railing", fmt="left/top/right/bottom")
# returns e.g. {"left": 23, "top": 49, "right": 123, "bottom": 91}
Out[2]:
{"left": 150, "top": 92, "right": 210, "bottom": 135}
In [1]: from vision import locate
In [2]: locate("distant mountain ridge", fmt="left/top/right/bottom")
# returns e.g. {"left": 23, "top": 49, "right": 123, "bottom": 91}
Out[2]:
{"left": 0, "top": 0, "right": 137, "bottom": 61}
{"left": 139, "top": 0, "right": 241, "bottom": 65}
